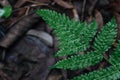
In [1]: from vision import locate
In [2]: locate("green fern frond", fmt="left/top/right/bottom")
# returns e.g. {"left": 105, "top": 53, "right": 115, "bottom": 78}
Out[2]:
{"left": 52, "top": 51, "right": 103, "bottom": 70}
{"left": 93, "top": 18, "right": 117, "bottom": 53}
{"left": 36, "top": 9, "right": 119, "bottom": 80}
{"left": 52, "top": 18, "right": 117, "bottom": 70}
{"left": 72, "top": 66, "right": 120, "bottom": 80}
{"left": 37, "top": 9, "right": 98, "bottom": 56}
{"left": 109, "top": 41, "right": 120, "bottom": 69}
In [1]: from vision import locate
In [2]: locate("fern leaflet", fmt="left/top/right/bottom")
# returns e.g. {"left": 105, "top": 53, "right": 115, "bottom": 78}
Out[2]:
{"left": 109, "top": 41, "right": 120, "bottom": 69}
{"left": 93, "top": 18, "right": 117, "bottom": 53}
{"left": 52, "top": 51, "right": 103, "bottom": 70}
{"left": 72, "top": 66, "right": 120, "bottom": 80}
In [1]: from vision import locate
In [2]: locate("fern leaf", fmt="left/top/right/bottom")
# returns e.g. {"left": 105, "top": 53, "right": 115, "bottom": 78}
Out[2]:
{"left": 93, "top": 18, "right": 117, "bottom": 53}
{"left": 72, "top": 66, "right": 120, "bottom": 80}
{"left": 109, "top": 41, "right": 120, "bottom": 69}
{"left": 56, "top": 20, "right": 98, "bottom": 56}
{"left": 52, "top": 51, "right": 103, "bottom": 70}
{"left": 37, "top": 10, "right": 119, "bottom": 80}
{"left": 37, "top": 9, "right": 98, "bottom": 56}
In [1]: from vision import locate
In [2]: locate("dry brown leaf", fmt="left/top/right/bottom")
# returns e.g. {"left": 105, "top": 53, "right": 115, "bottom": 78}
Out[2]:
{"left": 0, "top": 13, "right": 40, "bottom": 48}
{"left": 95, "top": 10, "right": 103, "bottom": 30}
{"left": 114, "top": 13, "right": 120, "bottom": 39}
{"left": 54, "top": 0, "right": 73, "bottom": 9}
{"left": 14, "top": 0, "right": 27, "bottom": 8}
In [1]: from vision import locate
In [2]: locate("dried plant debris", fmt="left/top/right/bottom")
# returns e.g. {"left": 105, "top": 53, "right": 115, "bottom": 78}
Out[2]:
{"left": 0, "top": 13, "right": 40, "bottom": 48}
{"left": 3, "top": 35, "right": 55, "bottom": 80}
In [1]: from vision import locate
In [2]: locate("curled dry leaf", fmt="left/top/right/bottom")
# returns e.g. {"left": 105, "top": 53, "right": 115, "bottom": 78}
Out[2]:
{"left": 27, "top": 30, "right": 53, "bottom": 47}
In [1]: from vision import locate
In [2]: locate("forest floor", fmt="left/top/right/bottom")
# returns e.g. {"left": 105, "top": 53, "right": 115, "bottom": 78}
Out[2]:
{"left": 0, "top": 0, "right": 120, "bottom": 80}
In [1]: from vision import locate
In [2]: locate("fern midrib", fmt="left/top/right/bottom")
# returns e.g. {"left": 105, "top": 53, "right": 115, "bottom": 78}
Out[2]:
{"left": 67, "top": 52, "right": 101, "bottom": 61}
{"left": 94, "top": 67, "right": 118, "bottom": 80}
{"left": 97, "top": 40, "right": 120, "bottom": 80}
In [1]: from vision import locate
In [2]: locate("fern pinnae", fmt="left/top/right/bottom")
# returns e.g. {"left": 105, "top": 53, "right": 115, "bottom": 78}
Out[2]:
{"left": 71, "top": 66, "right": 120, "bottom": 80}
{"left": 93, "top": 18, "right": 117, "bottom": 53}
{"left": 52, "top": 51, "right": 103, "bottom": 70}
{"left": 79, "top": 20, "right": 98, "bottom": 47}
{"left": 56, "top": 20, "right": 98, "bottom": 57}
{"left": 71, "top": 18, "right": 118, "bottom": 80}
{"left": 109, "top": 41, "right": 120, "bottom": 69}
{"left": 55, "top": 21, "right": 86, "bottom": 57}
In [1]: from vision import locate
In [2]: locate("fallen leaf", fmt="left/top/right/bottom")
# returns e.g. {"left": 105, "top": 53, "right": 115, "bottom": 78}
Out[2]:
{"left": 0, "top": 13, "right": 40, "bottom": 48}
{"left": 114, "top": 13, "right": 120, "bottom": 39}
{"left": 27, "top": 30, "right": 53, "bottom": 47}
{"left": 95, "top": 10, "right": 103, "bottom": 30}
{"left": 54, "top": 0, "right": 73, "bottom": 9}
